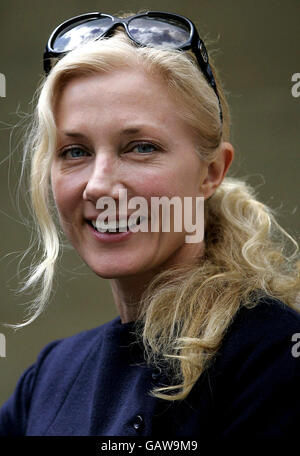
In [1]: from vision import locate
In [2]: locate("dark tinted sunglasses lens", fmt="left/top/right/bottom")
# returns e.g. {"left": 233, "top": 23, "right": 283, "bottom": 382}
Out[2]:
{"left": 128, "top": 16, "right": 191, "bottom": 49}
{"left": 53, "top": 17, "right": 113, "bottom": 52}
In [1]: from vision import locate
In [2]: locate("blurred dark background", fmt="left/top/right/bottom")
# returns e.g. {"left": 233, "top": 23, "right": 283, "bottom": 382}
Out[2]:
{"left": 0, "top": 0, "right": 299, "bottom": 404}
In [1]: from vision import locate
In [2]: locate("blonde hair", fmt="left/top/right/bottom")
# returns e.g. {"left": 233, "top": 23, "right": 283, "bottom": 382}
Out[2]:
{"left": 9, "top": 22, "right": 300, "bottom": 401}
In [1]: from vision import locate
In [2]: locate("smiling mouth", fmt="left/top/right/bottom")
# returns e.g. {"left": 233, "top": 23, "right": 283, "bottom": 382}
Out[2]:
{"left": 87, "top": 216, "right": 144, "bottom": 234}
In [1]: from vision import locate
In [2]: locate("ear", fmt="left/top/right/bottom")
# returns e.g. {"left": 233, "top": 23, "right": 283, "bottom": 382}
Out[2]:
{"left": 200, "top": 141, "right": 234, "bottom": 199}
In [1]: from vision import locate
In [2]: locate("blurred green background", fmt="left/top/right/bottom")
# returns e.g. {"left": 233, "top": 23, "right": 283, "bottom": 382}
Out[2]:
{"left": 0, "top": 0, "right": 299, "bottom": 405}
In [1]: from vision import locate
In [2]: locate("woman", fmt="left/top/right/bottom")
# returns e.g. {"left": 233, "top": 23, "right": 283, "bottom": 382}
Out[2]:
{"left": 0, "top": 10, "right": 300, "bottom": 441}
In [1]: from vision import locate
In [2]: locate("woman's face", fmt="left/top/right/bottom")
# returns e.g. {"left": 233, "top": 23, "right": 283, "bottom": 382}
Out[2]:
{"left": 51, "top": 67, "right": 222, "bottom": 280}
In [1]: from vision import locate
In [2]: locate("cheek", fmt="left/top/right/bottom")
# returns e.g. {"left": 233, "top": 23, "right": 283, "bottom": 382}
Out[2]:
{"left": 144, "top": 170, "right": 199, "bottom": 199}
{"left": 51, "top": 173, "right": 81, "bottom": 223}
{"left": 137, "top": 167, "right": 182, "bottom": 195}
{"left": 156, "top": 159, "right": 202, "bottom": 197}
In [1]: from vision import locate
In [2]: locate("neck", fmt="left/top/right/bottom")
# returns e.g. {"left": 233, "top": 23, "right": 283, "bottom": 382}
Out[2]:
{"left": 109, "top": 241, "right": 205, "bottom": 324}
{"left": 109, "top": 271, "right": 155, "bottom": 323}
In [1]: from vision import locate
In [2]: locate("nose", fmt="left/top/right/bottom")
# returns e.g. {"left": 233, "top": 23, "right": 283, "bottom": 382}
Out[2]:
{"left": 82, "top": 152, "right": 125, "bottom": 204}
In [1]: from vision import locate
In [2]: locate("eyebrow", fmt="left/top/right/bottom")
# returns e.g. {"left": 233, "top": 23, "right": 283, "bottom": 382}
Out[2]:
{"left": 60, "top": 126, "right": 154, "bottom": 138}
{"left": 61, "top": 131, "right": 87, "bottom": 139}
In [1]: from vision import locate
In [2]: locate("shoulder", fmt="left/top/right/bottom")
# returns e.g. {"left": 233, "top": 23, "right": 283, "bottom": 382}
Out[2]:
{"left": 31, "top": 316, "right": 122, "bottom": 388}
{"left": 209, "top": 295, "right": 300, "bottom": 440}
{"left": 209, "top": 294, "right": 300, "bottom": 395}
{"left": 35, "top": 317, "right": 119, "bottom": 367}
{"left": 216, "top": 295, "right": 300, "bottom": 367}
{"left": 235, "top": 294, "right": 300, "bottom": 331}
{"left": 0, "top": 317, "right": 120, "bottom": 435}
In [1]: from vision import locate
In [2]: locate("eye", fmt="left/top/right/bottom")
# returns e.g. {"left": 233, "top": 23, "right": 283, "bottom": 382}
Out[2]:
{"left": 59, "top": 146, "right": 90, "bottom": 159}
{"left": 129, "top": 142, "right": 158, "bottom": 154}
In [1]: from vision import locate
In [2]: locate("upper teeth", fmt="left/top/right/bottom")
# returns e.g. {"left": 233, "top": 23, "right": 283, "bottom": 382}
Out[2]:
{"left": 91, "top": 216, "right": 145, "bottom": 232}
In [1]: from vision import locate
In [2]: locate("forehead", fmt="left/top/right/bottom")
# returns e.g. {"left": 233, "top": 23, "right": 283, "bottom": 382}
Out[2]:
{"left": 54, "top": 67, "right": 195, "bottom": 139}
{"left": 55, "top": 68, "right": 173, "bottom": 110}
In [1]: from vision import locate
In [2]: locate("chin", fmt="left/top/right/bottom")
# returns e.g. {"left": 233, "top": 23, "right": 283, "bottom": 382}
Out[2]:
{"left": 87, "top": 261, "right": 147, "bottom": 280}
{"left": 92, "top": 270, "right": 139, "bottom": 280}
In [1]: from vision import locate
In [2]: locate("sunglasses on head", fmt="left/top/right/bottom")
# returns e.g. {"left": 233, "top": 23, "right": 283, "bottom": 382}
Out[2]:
{"left": 43, "top": 11, "right": 223, "bottom": 123}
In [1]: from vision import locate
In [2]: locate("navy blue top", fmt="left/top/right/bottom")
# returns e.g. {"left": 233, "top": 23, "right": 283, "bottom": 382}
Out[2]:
{"left": 0, "top": 296, "right": 300, "bottom": 440}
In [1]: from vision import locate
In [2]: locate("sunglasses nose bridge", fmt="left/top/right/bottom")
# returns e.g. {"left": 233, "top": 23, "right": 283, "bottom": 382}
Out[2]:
{"left": 102, "top": 20, "right": 129, "bottom": 38}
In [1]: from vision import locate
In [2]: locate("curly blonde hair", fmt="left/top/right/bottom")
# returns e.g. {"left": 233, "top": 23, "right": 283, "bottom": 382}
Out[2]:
{"left": 8, "top": 19, "right": 300, "bottom": 402}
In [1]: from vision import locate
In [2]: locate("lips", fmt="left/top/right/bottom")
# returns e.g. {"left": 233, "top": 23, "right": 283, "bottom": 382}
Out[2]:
{"left": 86, "top": 215, "right": 145, "bottom": 233}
